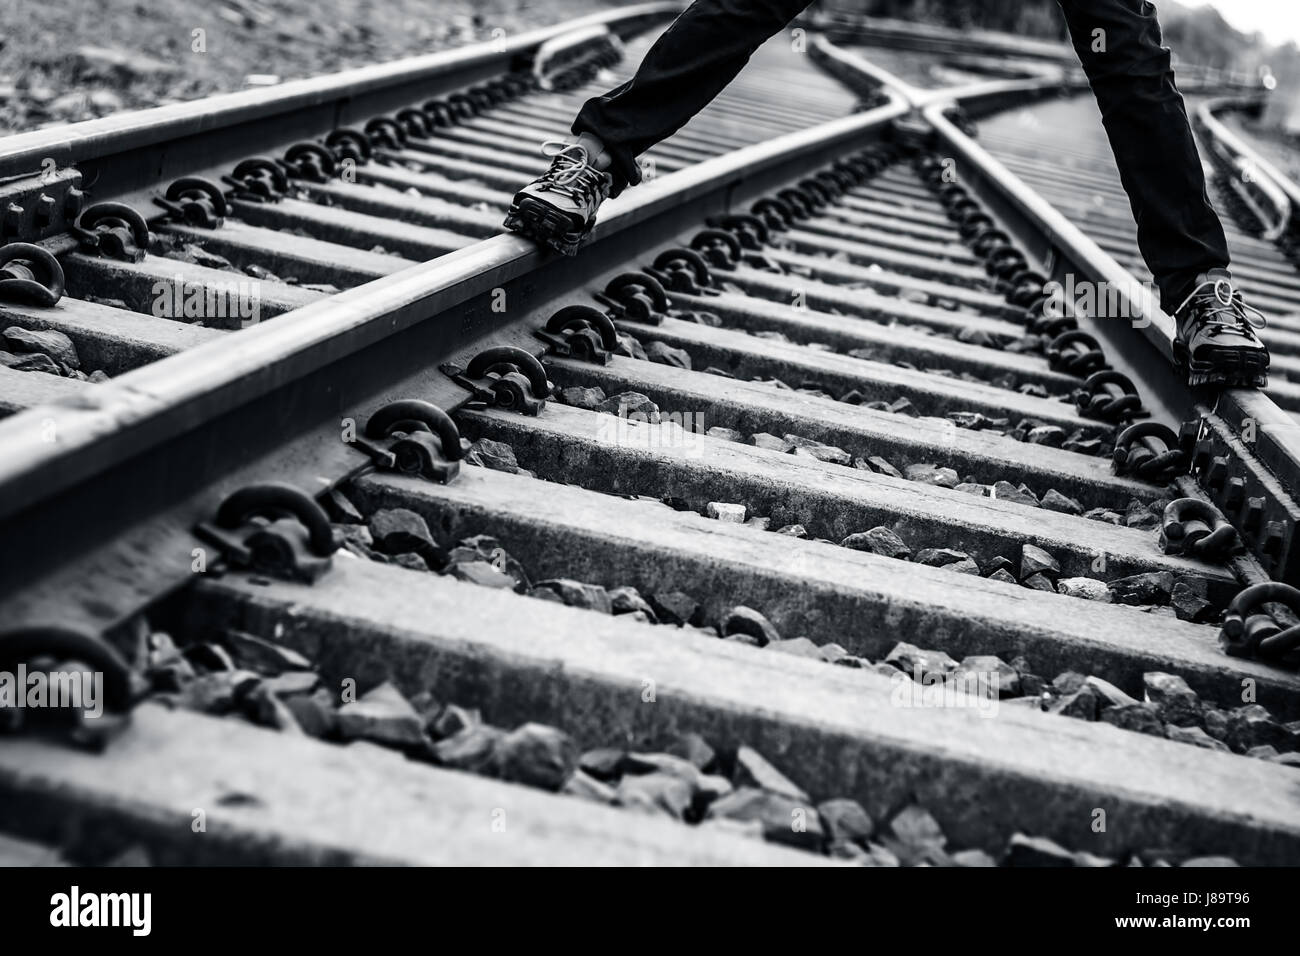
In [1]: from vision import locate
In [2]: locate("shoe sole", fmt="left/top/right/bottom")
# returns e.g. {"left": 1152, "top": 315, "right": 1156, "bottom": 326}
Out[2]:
{"left": 1174, "top": 342, "right": 1269, "bottom": 389}
{"left": 503, "top": 197, "right": 591, "bottom": 257}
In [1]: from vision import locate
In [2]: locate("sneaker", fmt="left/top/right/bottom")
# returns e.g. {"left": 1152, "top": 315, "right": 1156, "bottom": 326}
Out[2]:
{"left": 504, "top": 140, "right": 613, "bottom": 256}
{"left": 1172, "top": 269, "right": 1269, "bottom": 389}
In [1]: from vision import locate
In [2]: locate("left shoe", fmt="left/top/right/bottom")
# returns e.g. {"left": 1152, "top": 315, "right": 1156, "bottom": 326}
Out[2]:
{"left": 504, "top": 141, "right": 613, "bottom": 256}
{"left": 1172, "top": 269, "right": 1269, "bottom": 389}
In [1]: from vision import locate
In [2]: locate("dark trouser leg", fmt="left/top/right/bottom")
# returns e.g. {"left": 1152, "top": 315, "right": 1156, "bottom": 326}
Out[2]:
{"left": 572, "top": 0, "right": 815, "bottom": 195}
{"left": 1056, "top": 0, "right": 1229, "bottom": 311}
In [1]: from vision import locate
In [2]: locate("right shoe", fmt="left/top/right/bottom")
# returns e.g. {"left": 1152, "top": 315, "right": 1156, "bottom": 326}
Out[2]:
{"left": 504, "top": 141, "right": 613, "bottom": 256}
{"left": 1172, "top": 269, "right": 1269, "bottom": 389}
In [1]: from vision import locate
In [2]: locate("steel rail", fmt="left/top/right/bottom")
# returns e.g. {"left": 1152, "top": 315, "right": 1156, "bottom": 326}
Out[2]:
{"left": 1194, "top": 96, "right": 1296, "bottom": 242}
{"left": 811, "top": 36, "right": 1082, "bottom": 117}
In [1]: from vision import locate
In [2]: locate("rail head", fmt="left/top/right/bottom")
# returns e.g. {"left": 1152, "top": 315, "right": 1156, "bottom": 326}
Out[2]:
{"left": 809, "top": 34, "right": 927, "bottom": 105}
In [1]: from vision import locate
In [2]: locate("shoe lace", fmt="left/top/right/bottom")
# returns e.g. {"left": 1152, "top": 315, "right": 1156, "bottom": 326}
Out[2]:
{"left": 538, "top": 140, "right": 606, "bottom": 202}
{"left": 1175, "top": 276, "right": 1267, "bottom": 338}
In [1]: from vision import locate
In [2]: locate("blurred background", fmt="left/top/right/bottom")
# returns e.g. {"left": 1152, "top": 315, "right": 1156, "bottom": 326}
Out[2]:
{"left": 1, "top": 0, "right": 1296, "bottom": 139}
{"left": 822, "top": 0, "right": 1299, "bottom": 126}
{"left": 819, "top": 0, "right": 1300, "bottom": 182}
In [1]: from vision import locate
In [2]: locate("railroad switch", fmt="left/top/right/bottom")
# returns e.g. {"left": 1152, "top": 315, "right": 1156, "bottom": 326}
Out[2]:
{"left": 885, "top": 114, "right": 936, "bottom": 153}
{"left": 942, "top": 106, "right": 979, "bottom": 139}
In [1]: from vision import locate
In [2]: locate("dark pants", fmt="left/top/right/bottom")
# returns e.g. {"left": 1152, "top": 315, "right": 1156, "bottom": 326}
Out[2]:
{"left": 572, "top": 0, "right": 1230, "bottom": 310}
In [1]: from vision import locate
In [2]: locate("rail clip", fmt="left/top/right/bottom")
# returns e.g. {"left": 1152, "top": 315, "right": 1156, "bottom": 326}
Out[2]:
{"left": 194, "top": 482, "right": 338, "bottom": 583}
{"left": 536, "top": 305, "right": 619, "bottom": 365}
{"left": 442, "top": 345, "right": 551, "bottom": 415}
{"left": 355, "top": 399, "right": 469, "bottom": 484}
{"left": 1220, "top": 583, "right": 1300, "bottom": 665}
{"left": 0, "top": 243, "right": 65, "bottom": 307}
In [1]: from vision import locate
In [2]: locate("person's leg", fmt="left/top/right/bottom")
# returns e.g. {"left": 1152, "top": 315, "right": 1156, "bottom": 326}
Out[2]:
{"left": 1056, "top": 0, "right": 1267, "bottom": 387}
{"left": 573, "top": 0, "right": 818, "bottom": 196}
{"left": 1055, "top": 0, "right": 1228, "bottom": 311}
{"left": 506, "top": 0, "right": 814, "bottom": 255}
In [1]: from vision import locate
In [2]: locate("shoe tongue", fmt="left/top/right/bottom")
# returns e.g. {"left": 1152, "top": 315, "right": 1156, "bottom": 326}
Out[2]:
{"left": 1200, "top": 268, "right": 1232, "bottom": 285}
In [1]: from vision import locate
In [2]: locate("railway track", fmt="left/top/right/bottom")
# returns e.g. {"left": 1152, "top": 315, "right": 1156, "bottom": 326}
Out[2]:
{"left": 1, "top": 8, "right": 1300, "bottom": 867}
{"left": 1192, "top": 94, "right": 1300, "bottom": 277}
{"left": 980, "top": 95, "right": 1300, "bottom": 410}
